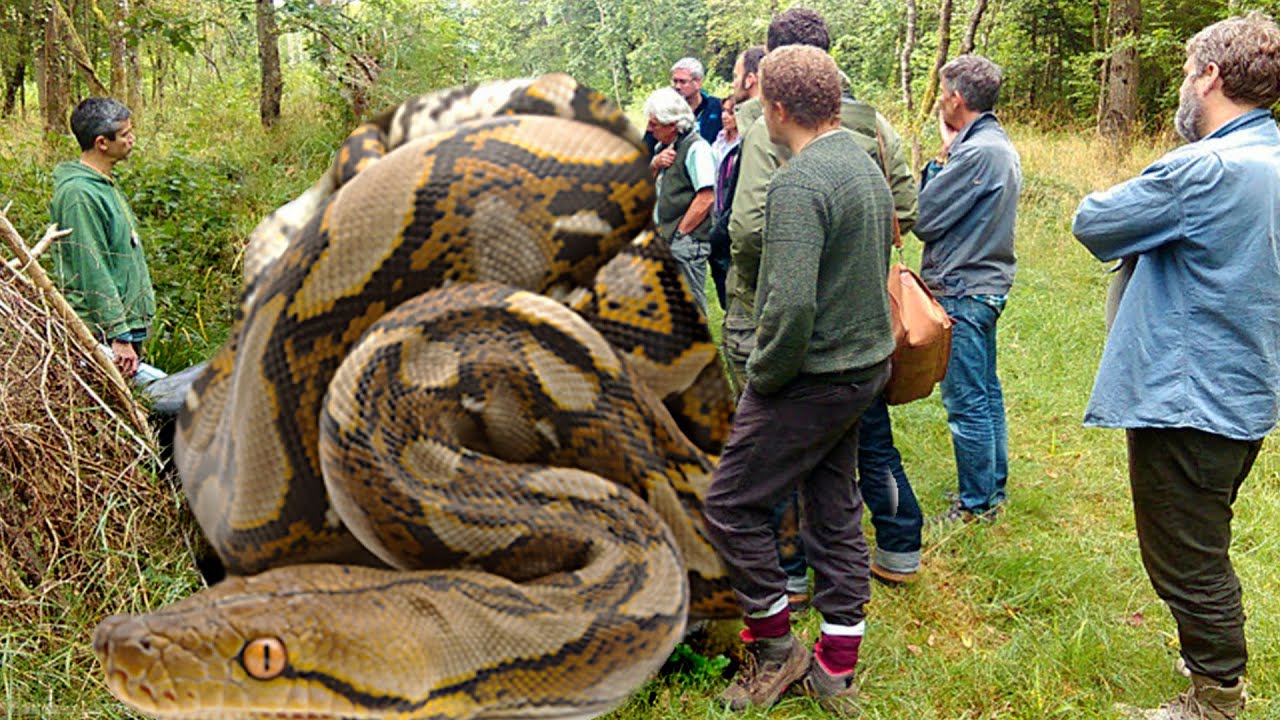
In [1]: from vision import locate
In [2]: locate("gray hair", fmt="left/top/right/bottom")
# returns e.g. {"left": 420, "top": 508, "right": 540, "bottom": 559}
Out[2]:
{"left": 671, "top": 57, "right": 705, "bottom": 80}
{"left": 70, "top": 97, "right": 131, "bottom": 151}
{"left": 940, "top": 54, "right": 1003, "bottom": 113}
{"left": 644, "top": 87, "right": 697, "bottom": 133}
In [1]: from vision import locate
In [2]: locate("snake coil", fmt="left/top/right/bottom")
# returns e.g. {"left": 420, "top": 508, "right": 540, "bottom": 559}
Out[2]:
{"left": 94, "top": 74, "right": 737, "bottom": 719}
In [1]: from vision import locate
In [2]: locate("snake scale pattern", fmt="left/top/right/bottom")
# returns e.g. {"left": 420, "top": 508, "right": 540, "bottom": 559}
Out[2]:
{"left": 93, "top": 74, "right": 738, "bottom": 719}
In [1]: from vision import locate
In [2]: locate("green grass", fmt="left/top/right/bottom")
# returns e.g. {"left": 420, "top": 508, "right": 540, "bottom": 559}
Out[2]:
{"left": 3, "top": 103, "right": 1280, "bottom": 719}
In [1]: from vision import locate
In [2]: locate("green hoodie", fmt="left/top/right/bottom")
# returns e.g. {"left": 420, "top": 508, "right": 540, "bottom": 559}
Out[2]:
{"left": 49, "top": 161, "right": 155, "bottom": 340}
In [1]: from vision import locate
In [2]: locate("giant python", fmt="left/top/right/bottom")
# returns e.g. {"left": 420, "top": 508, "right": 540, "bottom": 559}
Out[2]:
{"left": 93, "top": 75, "right": 741, "bottom": 719}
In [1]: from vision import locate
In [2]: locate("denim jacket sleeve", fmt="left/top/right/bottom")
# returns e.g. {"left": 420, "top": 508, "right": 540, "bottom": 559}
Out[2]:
{"left": 1071, "top": 157, "right": 1196, "bottom": 262}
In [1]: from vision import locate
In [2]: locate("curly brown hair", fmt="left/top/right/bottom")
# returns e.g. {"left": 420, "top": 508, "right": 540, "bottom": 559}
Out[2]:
{"left": 759, "top": 45, "right": 841, "bottom": 130}
{"left": 766, "top": 7, "right": 830, "bottom": 52}
{"left": 1186, "top": 11, "right": 1280, "bottom": 108}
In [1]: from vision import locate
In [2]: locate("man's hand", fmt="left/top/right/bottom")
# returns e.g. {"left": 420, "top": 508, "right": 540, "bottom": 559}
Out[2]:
{"left": 651, "top": 146, "right": 677, "bottom": 174}
{"left": 110, "top": 339, "right": 139, "bottom": 378}
{"left": 937, "top": 112, "right": 960, "bottom": 161}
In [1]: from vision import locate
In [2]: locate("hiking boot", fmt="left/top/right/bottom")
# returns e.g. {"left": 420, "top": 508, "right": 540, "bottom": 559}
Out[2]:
{"left": 1119, "top": 673, "right": 1245, "bottom": 720}
{"left": 870, "top": 562, "right": 918, "bottom": 586}
{"left": 719, "top": 632, "right": 810, "bottom": 711}
{"left": 797, "top": 656, "right": 860, "bottom": 716}
{"left": 787, "top": 590, "right": 812, "bottom": 613}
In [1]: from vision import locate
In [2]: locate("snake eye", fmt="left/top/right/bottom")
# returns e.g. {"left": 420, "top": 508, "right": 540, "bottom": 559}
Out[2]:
{"left": 240, "top": 637, "right": 288, "bottom": 680}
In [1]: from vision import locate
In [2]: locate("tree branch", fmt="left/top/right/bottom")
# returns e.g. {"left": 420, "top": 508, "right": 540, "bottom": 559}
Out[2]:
{"left": 0, "top": 211, "right": 148, "bottom": 433}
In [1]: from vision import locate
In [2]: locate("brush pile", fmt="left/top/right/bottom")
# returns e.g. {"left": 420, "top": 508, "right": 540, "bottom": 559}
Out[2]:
{"left": 0, "top": 217, "right": 200, "bottom": 633}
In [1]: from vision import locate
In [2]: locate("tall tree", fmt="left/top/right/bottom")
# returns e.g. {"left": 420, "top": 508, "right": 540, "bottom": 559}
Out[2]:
{"left": 1098, "top": 0, "right": 1140, "bottom": 141}
{"left": 960, "top": 0, "right": 989, "bottom": 55}
{"left": 256, "top": 0, "right": 282, "bottom": 127}
{"left": 901, "top": 0, "right": 920, "bottom": 169}
{"left": 2, "top": 0, "right": 34, "bottom": 117}
{"left": 918, "top": 0, "right": 954, "bottom": 130}
{"left": 126, "top": 0, "right": 142, "bottom": 114}
{"left": 106, "top": 0, "right": 128, "bottom": 98}
{"left": 38, "top": 0, "right": 72, "bottom": 133}
{"left": 53, "top": 0, "right": 109, "bottom": 97}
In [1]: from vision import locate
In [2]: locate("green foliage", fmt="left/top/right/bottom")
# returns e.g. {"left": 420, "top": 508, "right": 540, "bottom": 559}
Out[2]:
{"left": 359, "top": 0, "right": 468, "bottom": 109}
{"left": 126, "top": 4, "right": 206, "bottom": 56}
{"left": 116, "top": 150, "right": 244, "bottom": 370}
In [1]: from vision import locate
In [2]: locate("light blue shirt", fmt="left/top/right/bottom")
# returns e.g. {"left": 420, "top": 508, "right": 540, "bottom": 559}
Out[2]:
{"left": 1072, "top": 109, "right": 1280, "bottom": 440}
{"left": 915, "top": 112, "right": 1021, "bottom": 297}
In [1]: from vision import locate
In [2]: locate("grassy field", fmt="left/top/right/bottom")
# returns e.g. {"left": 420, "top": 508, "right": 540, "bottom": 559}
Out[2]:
{"left": 2, "top": 104, "right": 1279, "bottom": 719}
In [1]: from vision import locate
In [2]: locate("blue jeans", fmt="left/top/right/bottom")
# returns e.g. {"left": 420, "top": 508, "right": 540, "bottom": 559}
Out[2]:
{"left": 938, "top": 295, "right": 1009, "bottom": 513}
{"left": 774, "top": 395, "right": 921, "bottom": 581}
{"left": 857, "top": 396, "right": 922, "bottom": 573}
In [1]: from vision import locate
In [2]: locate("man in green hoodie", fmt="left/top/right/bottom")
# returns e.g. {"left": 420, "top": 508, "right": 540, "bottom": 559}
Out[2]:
{"left": 50, "top": 97, "right": 155, "bottom": 378}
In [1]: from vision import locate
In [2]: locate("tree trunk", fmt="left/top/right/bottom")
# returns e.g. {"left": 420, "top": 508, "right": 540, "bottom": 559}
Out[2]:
{"left": 2, "top": 0, "right": 32, "bottom": 117}
{"left": 256, "top": 0, "right": 283, "bottom": 127}
{"left": 53, "top": 0, "right": 109, "bottom": 96}
{"left": 1092, "top": 0, "right": 1107, "bottom": 122}
{"left": 960, "top": 0, "right": 988, "bottom": 55}
{"left": 1098, "top": 0, "right": 1140, "bottom": 142}
{"left": 917, "top": 0, "right": 953, "bottom": 131}
{"left": 108, "top": 0, "right": 127, "bottom": 98}
{"left": 39, "top": 1, "right": 72, "bottom": 134}
{"left": 3, "top": 62, "right": 24, "bottom": 116}
{"left": 900, "top": 0, "right": 920, "bottom": 170}
{"left": 901, "top": 0, "right": 916, "bottom": 114}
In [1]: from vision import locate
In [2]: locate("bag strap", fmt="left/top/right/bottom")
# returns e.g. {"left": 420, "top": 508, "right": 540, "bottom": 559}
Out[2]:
{"left": 874, "top": 126, "right": 904, "bottom": 252}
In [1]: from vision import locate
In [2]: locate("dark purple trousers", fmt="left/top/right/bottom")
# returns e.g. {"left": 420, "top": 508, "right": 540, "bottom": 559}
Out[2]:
{"left": 704, "top": 362, "right": 889, "bottom": 627}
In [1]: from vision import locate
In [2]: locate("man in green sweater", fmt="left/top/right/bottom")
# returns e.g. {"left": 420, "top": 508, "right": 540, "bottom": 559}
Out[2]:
{"left": 703, "top": 45, "right": 895, "bottom": 715}
{"left": 50, "top": 97, "right": 155, "bottom": 379}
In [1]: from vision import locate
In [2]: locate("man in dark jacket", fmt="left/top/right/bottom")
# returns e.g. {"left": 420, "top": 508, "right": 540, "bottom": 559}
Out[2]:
{"left": 914, "top": 55, "right": 1022, "bottom": 523}
{"left": 50, "top": 97, "right": 155, "bottom": 379}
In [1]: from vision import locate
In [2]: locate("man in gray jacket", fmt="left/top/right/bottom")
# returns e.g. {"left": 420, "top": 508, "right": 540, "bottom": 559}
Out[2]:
{"left": 914, "top": 54, "right": 1021, "bottom": 523}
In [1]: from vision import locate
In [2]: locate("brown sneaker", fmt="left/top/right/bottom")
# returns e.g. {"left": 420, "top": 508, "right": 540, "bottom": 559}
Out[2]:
{"left": 1119, "top": 673, "right": 1245, "bottom": 720}
{"left": 870, "top": 562, "right": 917, "bottom": 586}
{"left": 719, "top": 633, "right": 810, "bottom": 711}
{"left": 797, "top": 658, "right": 860, "bottom": 716}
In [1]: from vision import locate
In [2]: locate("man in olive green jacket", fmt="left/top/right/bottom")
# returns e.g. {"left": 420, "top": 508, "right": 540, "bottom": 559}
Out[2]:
{"left": 724, "top": 31, "right": 917, "bottom": 388}
{"left": 50, "top": 97, "right": 155, "bottom": 379}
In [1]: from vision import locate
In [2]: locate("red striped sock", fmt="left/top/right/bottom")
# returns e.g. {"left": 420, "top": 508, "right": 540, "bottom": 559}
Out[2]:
{"left": 815, "top": 633, "right": 862, "bottom": 675}
{"left": 742, "top": 608, "right": 791, "bottom": 640}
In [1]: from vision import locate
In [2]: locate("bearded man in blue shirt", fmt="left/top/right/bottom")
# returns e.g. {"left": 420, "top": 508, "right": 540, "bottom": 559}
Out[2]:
{"left": 1072, "top": 12, "right": 1280, "bottom": 720}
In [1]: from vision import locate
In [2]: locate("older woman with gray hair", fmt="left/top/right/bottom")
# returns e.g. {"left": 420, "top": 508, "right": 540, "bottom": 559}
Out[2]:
{"left": 644, "top": 86, "right": 717, "bottom": 315}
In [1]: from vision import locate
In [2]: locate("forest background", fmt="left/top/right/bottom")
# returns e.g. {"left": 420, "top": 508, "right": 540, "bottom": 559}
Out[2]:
{"left": 2, "top": 0, "right": 1280, "bottom": 718}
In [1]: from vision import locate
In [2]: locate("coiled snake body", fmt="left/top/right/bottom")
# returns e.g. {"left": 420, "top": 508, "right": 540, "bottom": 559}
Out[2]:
{"left": 94, "top": 75, "right": 737, "bottom": 719}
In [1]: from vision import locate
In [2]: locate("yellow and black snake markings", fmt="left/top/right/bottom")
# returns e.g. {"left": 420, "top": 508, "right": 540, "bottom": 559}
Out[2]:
{"left": 97, "top": 76, "right": 738, "bottom": 719}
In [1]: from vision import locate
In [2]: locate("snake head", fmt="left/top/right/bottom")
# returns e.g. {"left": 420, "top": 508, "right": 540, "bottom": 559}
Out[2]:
{"left": 92, "top": 568, "right": 420, "bottom": 719}
{"left": 93, "top": 562, "right": 673, "bottom": 719}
